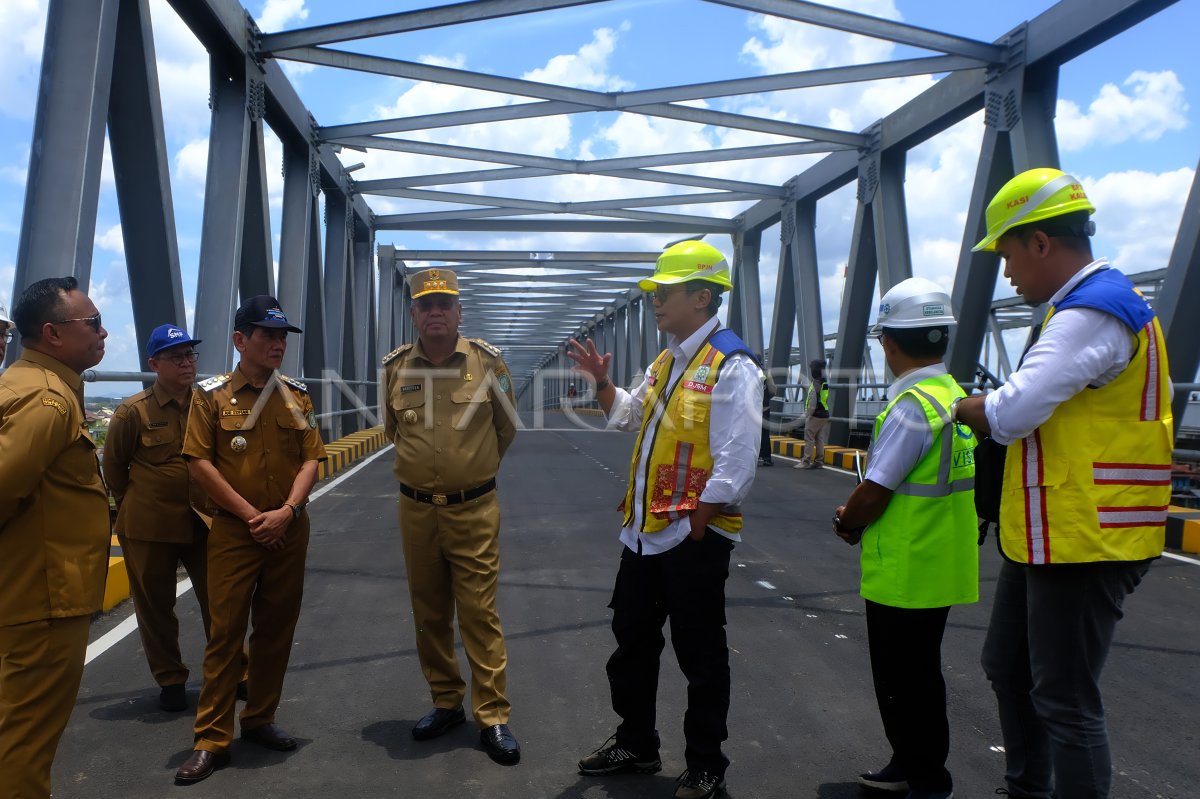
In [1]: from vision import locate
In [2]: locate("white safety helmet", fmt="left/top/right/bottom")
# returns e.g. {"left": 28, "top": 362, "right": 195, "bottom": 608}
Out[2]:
{"left": 868, "top": 277, "right": 957, "bottom": 338}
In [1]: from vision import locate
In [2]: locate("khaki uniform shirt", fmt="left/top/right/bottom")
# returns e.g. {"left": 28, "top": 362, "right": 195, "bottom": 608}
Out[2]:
{"left": 0, "top": 349, "right": 110, "bottom": 625}
{"left": 383, "top": 336, "right": 517, "bottom": 492}
{"left": 103, "top": 382, "right": 209, "bottom": 542}
{"left": 182, "top": 367, "right": 326, "bottom": 512}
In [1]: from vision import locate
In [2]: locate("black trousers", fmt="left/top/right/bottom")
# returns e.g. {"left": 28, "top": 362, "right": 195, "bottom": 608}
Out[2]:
{"left": 865, "top": 600, "right": 953, "bottom": 792}
{"left": 607, "top": 531, "right": 734, "bottom": 776}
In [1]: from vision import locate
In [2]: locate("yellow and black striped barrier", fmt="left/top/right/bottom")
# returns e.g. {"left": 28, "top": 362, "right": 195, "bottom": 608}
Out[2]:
{"left": 771, "top": 436, "right": 868, "bottom": 471}
{"left": 1166, "top": 506, "right": 1200, "bottom": 554}
{"left": 103, "top": 425, "right": 390, "bottom": 613}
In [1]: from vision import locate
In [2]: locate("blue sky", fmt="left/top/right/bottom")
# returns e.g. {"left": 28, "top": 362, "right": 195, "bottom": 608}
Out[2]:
{"left": 0, "top": 0, "right": 1196, "bottom": 395}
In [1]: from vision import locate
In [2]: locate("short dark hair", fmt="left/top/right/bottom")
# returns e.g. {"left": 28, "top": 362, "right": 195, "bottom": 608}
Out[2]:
{"left": 686, "top": 280, "right": 725, "bottom": 318}
{"left": 881, "top": 325, "right": 949, "bottom": 359}
{"left": 1004, "top": 210, "right": 1094, "bottom": 254}
{"left": 13, "top": 276, "right": 78, "bottom": 340}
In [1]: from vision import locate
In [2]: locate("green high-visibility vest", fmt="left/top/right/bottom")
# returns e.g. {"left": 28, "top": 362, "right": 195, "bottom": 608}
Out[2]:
{"left": 860, "top": 373, "right": 979, "bottom": 609}
{"left": 805, "top": 380, "right": 829, "bottom": 413}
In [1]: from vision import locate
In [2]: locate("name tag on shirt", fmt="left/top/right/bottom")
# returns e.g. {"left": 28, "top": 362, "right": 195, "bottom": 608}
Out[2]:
{"left": 399, "top": 384, "right": 422, "bottom": 394}
{"left": 221, "top": 409, "right": 251, "bottom": 417}
{"left": 681, "top": 380, "right": 713, "bottom": 394}
{"left": 147, "top": 421, "right": 168, "bottom": 429}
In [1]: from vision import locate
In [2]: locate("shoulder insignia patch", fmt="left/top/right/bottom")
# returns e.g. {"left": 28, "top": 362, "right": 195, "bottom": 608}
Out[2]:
{"left": 198, "top": 373, "right": 232, "bottom": 392}
{"left": 42, "top": 397, "right": 68, "bottom": 416}
{"left": 382, "top": 343, "right": 413, "bottom": 366}
{"left": 279, "top": 374, "right": 308, "bottom": 393}
{"left": 471, "top": 337, "right": 501, "bottom": 357}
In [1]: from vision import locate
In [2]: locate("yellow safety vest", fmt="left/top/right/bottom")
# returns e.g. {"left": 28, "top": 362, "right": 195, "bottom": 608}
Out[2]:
{"left": 999, "top": 285, "right": 1172, "bottom": 564}
{"left": 621, "top": 331, "right": 751, "bottom": 534}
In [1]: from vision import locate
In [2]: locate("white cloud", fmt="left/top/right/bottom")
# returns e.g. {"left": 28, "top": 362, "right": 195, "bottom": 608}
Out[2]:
{"left": 1057, "top": 70, "right": 1188, "bottom": 151}
{"left": 148, "top": 0, "right": 215, "bottom": 143}
{"left": 0, "top": 0, "right": 47, "bottom": 120}
{"left": 95, "top": 224, "right": 124, "bottom": 254}
{"left": 523, "top": 24, "right": 632, "bottom": 92}
{"left": 257, "top": 0, "right": 308, "bottom": 31}
{"left": 1085, "top": 166, "right": 1194, "bottom": 272}
{"left": 174, "top": 137, "right": 209, "bottom": 194}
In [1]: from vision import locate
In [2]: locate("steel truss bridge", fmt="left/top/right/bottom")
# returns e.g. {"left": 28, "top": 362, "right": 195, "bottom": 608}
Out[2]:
{"left": 6, "top": 0, "right": 1199, "bottom": 444}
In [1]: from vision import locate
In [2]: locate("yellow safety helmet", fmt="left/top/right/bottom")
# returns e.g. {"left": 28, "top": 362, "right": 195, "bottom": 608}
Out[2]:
{"left": 972, "top": 167, "right": 1096, "bottom": 252}
{"left": 638, "top": 240, "right": 734, "bottom": 292}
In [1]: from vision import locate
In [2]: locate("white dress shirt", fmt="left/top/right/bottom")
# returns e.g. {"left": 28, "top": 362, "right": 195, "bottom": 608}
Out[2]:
{"left": 984, "top": 259, "right": 1136, "bottom": 446}
{"left": 605, "top": 316, "right": 763, "bottom": 555}
{"left": 862, "top": 364, "right": 944, "bottom": 491}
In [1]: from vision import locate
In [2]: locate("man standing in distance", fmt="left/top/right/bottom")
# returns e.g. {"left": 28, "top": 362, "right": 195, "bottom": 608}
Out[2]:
{"left": 955, "top": 169, "right": 1172, "bottom": 799}
{"left": 175, "top": 296, "right": 325, "bottom": 783}
{"left": 0, "top": 305, "right": 13, "bottom": 363}
{"left": 569, "top": 241, "right": 763, "bottom": 799}
{"left": 0, "top": 277, "right": 110, "bottom": 799}
{"left": 103, "top": 324, "right": 212, "bottom": 712}
{"left": 382, "top": 268, "right": 521, "bottom": 765}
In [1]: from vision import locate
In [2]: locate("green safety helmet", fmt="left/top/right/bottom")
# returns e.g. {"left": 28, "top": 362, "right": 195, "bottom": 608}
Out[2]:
{"left": 973, "top": 167, "right": 1096, "bottom": 252}
{"left": 638, "top": 240, "right": 734, "bottom": 292}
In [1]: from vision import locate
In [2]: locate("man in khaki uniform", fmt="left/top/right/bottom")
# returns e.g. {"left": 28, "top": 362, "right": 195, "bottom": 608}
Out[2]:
{"left": 103, "top": 323, "right": 212, "bottom": 712}
{"left": 0, "top": 276, "right": 110, "bottom": 799}
{"left": 382, "top": 268, "right": 521, "bottom": 764}
{"left": 175, "top": 295, "right": 326, "bottom": 784}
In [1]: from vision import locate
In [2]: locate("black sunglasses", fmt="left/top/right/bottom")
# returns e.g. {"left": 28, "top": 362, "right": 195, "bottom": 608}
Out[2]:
{"left": 54, "top": 313, "right": 102, "bottom": 332}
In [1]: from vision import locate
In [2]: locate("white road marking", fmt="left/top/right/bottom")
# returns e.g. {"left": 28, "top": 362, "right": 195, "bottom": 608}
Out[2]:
{"left": 756, "top": 580, "right": 776, "bottom": 590}
{"left": 84, "top": 446, "right": 395, "bottom": 666}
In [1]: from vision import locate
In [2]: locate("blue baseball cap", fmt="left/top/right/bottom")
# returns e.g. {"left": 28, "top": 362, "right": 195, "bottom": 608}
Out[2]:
{"left": 147, "top": 324, "right": 202, "bottom": 358}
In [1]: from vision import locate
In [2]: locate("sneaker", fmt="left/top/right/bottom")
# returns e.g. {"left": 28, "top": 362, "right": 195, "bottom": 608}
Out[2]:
{"left": 757, "top": 458, "right": 773, "bottom": 467}
{"left": 578, "top": 735, "right": 662, "bottom": 776}
{"left": 674, "top": 769, "right": 726, "bottom": 799}
{"left": 793, "top": 460, "right": 810, "bottom": 469}
{"left": 858, "top": 762, "right": 909, "bottom": 792}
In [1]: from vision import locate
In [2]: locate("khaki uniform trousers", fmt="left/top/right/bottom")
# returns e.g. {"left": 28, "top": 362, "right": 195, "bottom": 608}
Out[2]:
{"left": 119, "top": 513, "right": 211, "bottom": 687}
{"left": 0, "top": 615, "right": 91, "bottom": 799}
{"left": 399, "top": 491, "right": 510, "bottom": 727}
{"left": 193, "top": 513, "right": 309, "bottom": 753}
{"left": 803, "top": 415, "right": 830, "bottom": 465}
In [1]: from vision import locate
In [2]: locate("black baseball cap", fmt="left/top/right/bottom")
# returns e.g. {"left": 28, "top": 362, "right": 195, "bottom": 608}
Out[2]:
{"left": 235, "top": 295, "right": 302, "bottom": 333}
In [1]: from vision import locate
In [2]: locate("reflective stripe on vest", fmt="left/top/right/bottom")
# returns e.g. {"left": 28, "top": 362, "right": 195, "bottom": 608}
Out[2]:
{"left": 622, "top": 338, "right": 746, "bottom": 535}
{"left": 999, "top": 298, "right": 1172, "bottom": 564}
{"left": 860, "top": 374, "right": 979, "bottom": 609}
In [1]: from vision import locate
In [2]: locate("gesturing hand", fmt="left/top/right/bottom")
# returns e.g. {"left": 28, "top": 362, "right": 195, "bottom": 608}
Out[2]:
{"left": 566, "top": 338, "right": 613, "bottom": 384}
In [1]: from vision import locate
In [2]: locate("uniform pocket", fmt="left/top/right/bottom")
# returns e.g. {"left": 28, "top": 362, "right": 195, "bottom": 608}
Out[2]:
{"left": 139, "top": 426, "right": 178, "bottom": 465}
{"left": 276, "top": 413, "right": 306, "bottom": 457}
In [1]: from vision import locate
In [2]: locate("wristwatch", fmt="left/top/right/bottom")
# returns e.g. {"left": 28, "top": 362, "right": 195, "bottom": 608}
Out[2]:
{"left": 284, "top": 501, "right": 307, "bottom": 519}
{"left": 595, "top": 375, "right": 611, "bottom": 391}
{"left": 950, "top": 396, "right": 964, "bottom": 423}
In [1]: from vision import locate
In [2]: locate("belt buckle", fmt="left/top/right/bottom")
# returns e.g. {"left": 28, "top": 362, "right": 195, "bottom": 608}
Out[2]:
{"left": 431, "top": 493, "right": 448, "bottom": 506}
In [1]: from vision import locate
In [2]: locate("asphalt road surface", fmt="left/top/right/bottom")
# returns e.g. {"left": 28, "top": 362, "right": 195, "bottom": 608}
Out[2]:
{"left": 57, "top": 420, "right": 1199, "bottom": 798}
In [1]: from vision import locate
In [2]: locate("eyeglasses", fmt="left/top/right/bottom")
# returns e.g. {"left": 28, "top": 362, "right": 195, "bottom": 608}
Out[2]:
{"left": 415, "top": 297, "right": 456, "bottom": 312}
{"left": 1, "top": 330, "right": 12, "bottom": 342}
{"left": 53, "top": 313, "right": 102, "bottom": 332}
{"left": 155, "top": 350, "right": 199, "bottom": 367}
{"left": 652, "top": 284, "right": 684, "bottom": 304}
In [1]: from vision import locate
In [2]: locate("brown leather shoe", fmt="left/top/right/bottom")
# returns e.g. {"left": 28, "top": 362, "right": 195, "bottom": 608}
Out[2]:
{"left": 174, "top": 749, "right": 229, "bottom": 783}
{"left": 241, "top": 722, "right": 297, "bottom": 751}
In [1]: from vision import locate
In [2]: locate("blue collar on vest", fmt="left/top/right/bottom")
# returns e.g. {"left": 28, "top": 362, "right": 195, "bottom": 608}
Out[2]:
{"left": 1052, "top": 267, "right": 1154, "bottom": 333}
{"left": 708, "top": 328, "right": 757, "bottom": 364}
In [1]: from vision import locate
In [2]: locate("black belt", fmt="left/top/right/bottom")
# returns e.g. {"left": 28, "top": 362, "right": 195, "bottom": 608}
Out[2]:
{"left": 399, "top": 479, "right": 496, "bottom": 506}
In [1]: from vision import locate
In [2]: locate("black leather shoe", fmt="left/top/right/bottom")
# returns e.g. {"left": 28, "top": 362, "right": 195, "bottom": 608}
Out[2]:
{"left": 174, "top": 749, "right": 229, "bottom": 783}
{"left": 236, "top": 680, "right": 248, "bottom": 702}
{"left": 412, "top": 706, "right": 466, "bottom": 740}
{"left": 480, "top": 723, "right": 521, "bottom": 765}
{"left": 159, "top": 683, "right": 187, "bottom": 712}
{"left": 240, "top": 722, "right": 297, "bottom": 751}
